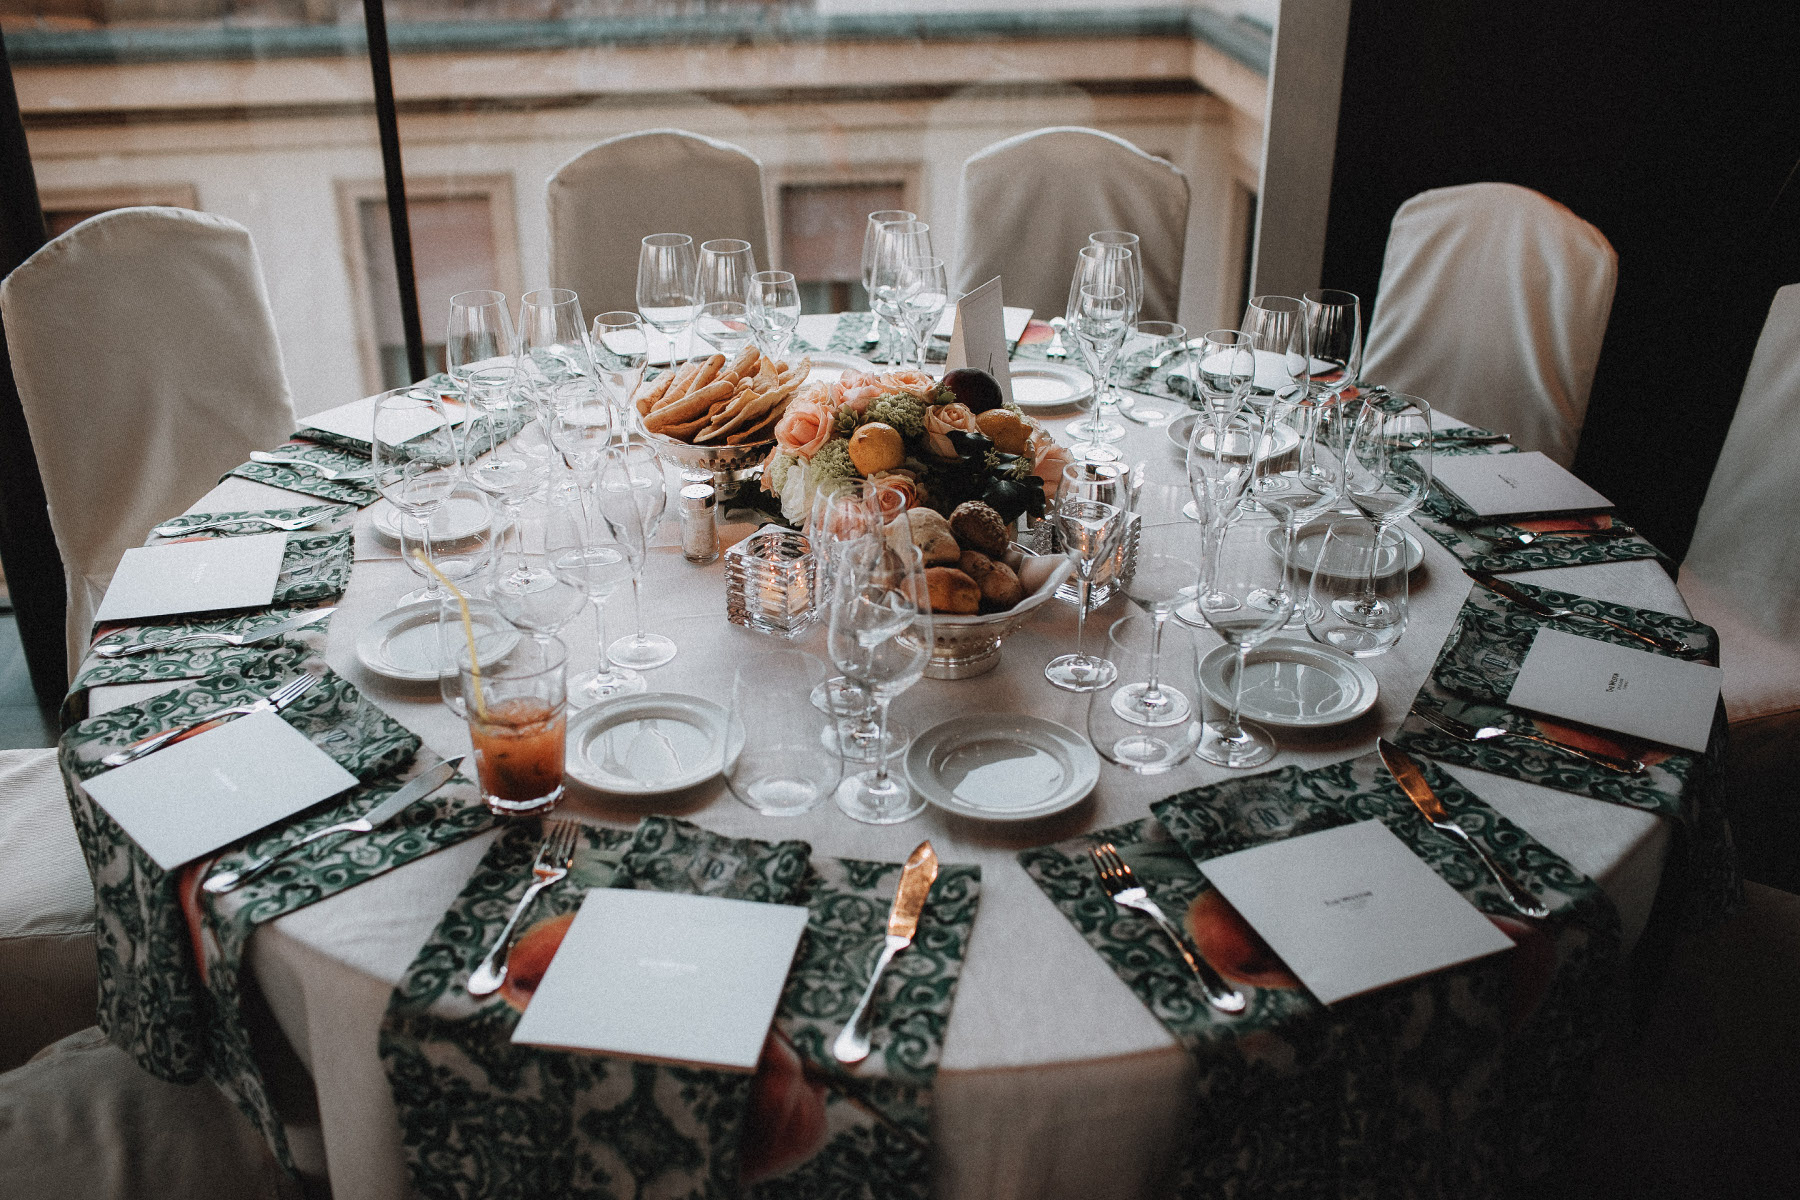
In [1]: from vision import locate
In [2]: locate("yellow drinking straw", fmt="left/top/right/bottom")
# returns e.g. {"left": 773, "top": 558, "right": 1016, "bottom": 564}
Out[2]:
{"left": 413, "top": 549, "right": 487, "bottom": 720}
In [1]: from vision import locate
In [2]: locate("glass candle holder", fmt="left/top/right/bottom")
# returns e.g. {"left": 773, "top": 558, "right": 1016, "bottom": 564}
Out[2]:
{"left": 726, "top": 526, "right": 818, "bottom": 637}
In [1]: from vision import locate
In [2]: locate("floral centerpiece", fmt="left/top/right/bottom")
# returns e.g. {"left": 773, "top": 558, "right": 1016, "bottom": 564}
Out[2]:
{"left": 761, "top": 366, "right": 1074, "bottom": 527}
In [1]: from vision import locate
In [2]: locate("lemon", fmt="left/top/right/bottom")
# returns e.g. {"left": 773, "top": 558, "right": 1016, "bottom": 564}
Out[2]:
{"left": 976, "top": 409, "right": 1031, "bottom": 455}
{"left": 848, "top": 421, "right": 906, "bottom": 474}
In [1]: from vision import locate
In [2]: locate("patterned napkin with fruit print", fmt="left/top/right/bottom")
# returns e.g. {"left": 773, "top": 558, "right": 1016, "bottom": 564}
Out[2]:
{"left": 1020, "top": 751, "right": 1621, "bottom": 1200}
{"left": 381, "top": 816, "right": 979, "bottom": 1200}
{"left": 1394, "top": 575, "right": 1738, "bottom": 928}
{"left": 55, "top": 665, "right": 495, "bottom": 1167}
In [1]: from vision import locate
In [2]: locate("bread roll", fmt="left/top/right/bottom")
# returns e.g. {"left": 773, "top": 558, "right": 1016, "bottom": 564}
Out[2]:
{"left": 884, "top": 508, "right": 961, "bottom": 566}
{"left": 926, "top": 567, "right": 981, "bottom": 615}
{"left": 950, "top": 501, "right": 1010, "bottom": 558}
{"left": 958, "top": 550, "right": 1025, "bottom": 611}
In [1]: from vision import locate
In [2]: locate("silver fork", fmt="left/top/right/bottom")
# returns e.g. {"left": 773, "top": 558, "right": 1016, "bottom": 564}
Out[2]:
{"left": 1414, "top": 706, "right": 1646, "bottom": 775}
{"left": 248, "top": 451, "right": 374, "bottom": 482}
{"left": 1090, "top": 843, "right": 1245, "bottom": 1014}
{"left": 467, "top": 818, "right": 581, "bottom": 997}
{"left": 92, "top": 608, "right": 335, "bottom": 658}
{"left": 152, "top": 508, "right": 347, "bottom": 538}
{"left": 100, "top": 673, "right": 318, "bottom": 768}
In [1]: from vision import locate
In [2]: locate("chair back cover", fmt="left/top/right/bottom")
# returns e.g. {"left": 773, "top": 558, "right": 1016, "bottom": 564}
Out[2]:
{"left": 952, "top": 127, "right": 1190, "bottom": 322}
{"left": 1678, "top": 283, "right": 1800, "bottom": 720}
{"left": 1361, "top": 182, "right": 1618, "bottom": 467}
{"left": 0, "top": 207, "right": 297, "bottom": 677}
{"left": 547, "top": 129, "right": 771, "bottom": 319}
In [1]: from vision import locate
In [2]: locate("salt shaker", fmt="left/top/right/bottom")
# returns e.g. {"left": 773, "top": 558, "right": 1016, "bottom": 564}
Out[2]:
{"left": 679, "top": 483, "right": 719, "bottom": 564}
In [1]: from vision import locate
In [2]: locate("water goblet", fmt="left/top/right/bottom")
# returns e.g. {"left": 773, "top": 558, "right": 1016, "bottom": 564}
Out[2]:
{"left": 748, "top": 270, "right": 801, "bottom": 360}
{"left": 636, "top": 233, "right": 698, "bottom": 365}
{"left": 516, "top": 287, "right": 591, "bottom": 415}
{"left": 1045, "top": 463, "right": 1130, "bottom": 692}
{"left": 589, "top": 311, "right": 649, "bottom": 443}
{"left": 1190, "top": 518, "right": 1295, "bottom": 769}
{"left": 694, "top": 238, "right": 757, "bottom": 358}
{"left": 1342, "top": 392, "right": 1432, "bottom": 616}
{"left": 447, "top": 289, "right": 521, "bottom": 411}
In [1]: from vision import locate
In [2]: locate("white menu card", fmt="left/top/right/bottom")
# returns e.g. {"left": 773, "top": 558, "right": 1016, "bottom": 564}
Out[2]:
{"left": 933, "top": 301, "right": 1031, "bottom": 344}
{"left": 512, "top": 888, "right": 809, "bottom": 1071}
{"left": 94, "top": 532, "right": 288, "bottom": 623}
{"left": 1431, "top": 451, "right": 1612, "bottom": 517}
{"left": 82, "top": 709, "right": 358, "bottom": 871}
{"left": 944, "top": 276, "right": 1016, "bottom": 406}
{"left": 301, "top": 392, "right": 463, "bottom": 445}
{"left": 1199, "top": 819, "right": 1514, "bottom": 1005}
{"left": 1507, "top": 627, "right": 1722, "bottom": 753}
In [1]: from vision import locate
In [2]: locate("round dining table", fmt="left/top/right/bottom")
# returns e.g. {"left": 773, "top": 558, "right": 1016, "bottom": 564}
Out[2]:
{"left": 88, "top": 338, "right": 1680, "bottom": 1200}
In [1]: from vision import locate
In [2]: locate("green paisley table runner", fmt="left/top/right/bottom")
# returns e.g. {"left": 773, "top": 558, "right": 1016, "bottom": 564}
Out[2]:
{"left": 1019, "top": 752, "right": 1622, "bottom": 1199}
{"left": 1395, "top": 576, "right": 1738, "bottom": 927}
{"left": 150, "top": 503, "right": 352, "bottom": 540}
{"left": 381, "top": 816, "right": 979, "bottom": 1200}
{"left": 55, "top": 665, "right": 491, "bottom": 1168}
{"left": 227, "top": 440, "right": 380, "bottom": 505}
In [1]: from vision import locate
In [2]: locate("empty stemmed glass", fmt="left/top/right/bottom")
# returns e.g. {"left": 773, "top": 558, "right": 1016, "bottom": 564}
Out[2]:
{"left": 516, "top": 288, "right": 591, "bottom": 416}
{"left": 636, "top": 233, "right": 698, "bottom": 366}
{"left": 1193, "top": 329, "right": 1256, "bottom": 424}
{"left": 589, "top": 312, "right": 649, "bottom": 443}
{"left": 856, "top": 208, "right": 914, "bottom": 359}
{"left": 594, "top": 443, "right": 676, "bottom": 670}
{"left": 694, "top": 238, "right": 757, "bottom": 359}
{"left": 1341, "top": 392, "right": 1432, "bottom": 625}
{"left": 373, "top": 388, "right": 461, "bottom": 603}
{"left": 1045, "top": 461, "right": 1131, "bottom": 692}
{"left": 1090, "top": 232, "right": 1163, "bottom": 424}
{"left": 398, "top": 480, "right": 499, "bottom": 609}
{"left": 1190, "top": 517, "right": 1294, "bottom": 769}
{"left": 748, "top": 270, "right": 801, "bottom": 361}
{"left": 1299, "top": 289, "right": 1363, "bottom": 491}
{"left": 1247, "top": 392, "right": 1340, "bottom": 626}
{"left": 447, "top": 289, "right": 520, "bottom": 411}
{"left": 1176, "top": 409, "right": 1257, "bottom": 625}
{"left": 891, "top": 255, "right": 949, "bottom": 372}
{"left": 1113, "top": 472, "right": 1201, "bottom": 725}
{"left": 1089, "top": 614, "right": 1201, "bottom": 773}
{"left": 546, "top": 498, "right": 643, "bottom": 704}
{"left": 1241, "top": 295, "right": 1311, "bottom": 506}
{"left": 805, "top": 480, "right": 884, "bottom": 718}
{"left": 1066, "top": 246, "right": 1132, "bottom": 459}
{"left": 827, "top": 540, "right": 932, "bottom": 825}
{"left": 491, "top": 487, "right": 589, "bottom": 648}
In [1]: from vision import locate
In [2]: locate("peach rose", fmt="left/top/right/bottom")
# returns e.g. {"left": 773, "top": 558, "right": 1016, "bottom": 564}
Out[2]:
{"left": 829, "top": 371, "right": 888, "bottom": 417}
{"left": 924, "top": 401, "right": 980, "bottom": 459}
{"left": 774, "top": 394, "right": 834, "bottom": 457}
{"left": 865, "top": 470, "right": 918, "bottom": 519}
{"left": 1029, "top": 429, "right": 1074, "bottom": 500}
{"left": 881, "top": 369, "right": 938, "bottom": 401}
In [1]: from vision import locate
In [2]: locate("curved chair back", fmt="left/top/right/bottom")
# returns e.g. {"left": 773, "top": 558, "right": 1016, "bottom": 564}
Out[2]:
{"left": 1361, "top": 182, "right": 1617, "bottom": 467}
{"left": 547, "top": 130, "right": 771, "bottom": 318}
{"left": 952, "top": 127, "right": 1190, "bottom": 322}
{"left": 0, "top": 207, "right": 297, "bottom": 676}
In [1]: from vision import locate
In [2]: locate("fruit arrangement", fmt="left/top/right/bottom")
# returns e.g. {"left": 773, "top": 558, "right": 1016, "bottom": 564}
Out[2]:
{"left": 633, "top": 346, "right": 808, "bottom": 446}
{"left": 761, "top": 365, "right": 1074, "bottom": 530}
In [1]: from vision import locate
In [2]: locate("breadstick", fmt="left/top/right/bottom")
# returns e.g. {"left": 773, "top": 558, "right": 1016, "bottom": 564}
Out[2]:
{"left": 725, "top": 346, "right": 759, "bottom": 381}
{"left": 645, "top": 378, "right": 733, "bottom": 431}
{"left": 726, "top": 405, "right": 785, "bottom": 444}
{"left": 650, "top": 361, "right": 701, "bottom": 412}
{"left": 632, "top": 369, "right": 675, "bottom": 415}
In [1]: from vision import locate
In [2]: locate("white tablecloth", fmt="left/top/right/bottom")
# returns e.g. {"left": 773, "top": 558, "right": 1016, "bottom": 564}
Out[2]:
{"left": 99, "top": 375, "right": 1682, "bottom": 1200}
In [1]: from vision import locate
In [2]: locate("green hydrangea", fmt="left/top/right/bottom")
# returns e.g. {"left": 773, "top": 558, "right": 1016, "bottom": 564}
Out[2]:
{"left": 808, "top": 439, "right": 857, "bottom": 482}
{"left": 985, "top": 448, "right": 1033, "bottom": 479}
{"left": 862, "top": 394, "right": 928, "bottom": 439}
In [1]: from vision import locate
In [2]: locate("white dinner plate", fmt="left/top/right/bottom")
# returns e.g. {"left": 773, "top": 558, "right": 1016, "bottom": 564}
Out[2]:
{"left": 564, "top": 692, "right": 743, "bottom": 797}
{"left": 356, "top": 599, "right": 518, "bottom": 683}
{"left": 372, "top": 495, "right": 493, "bottom": 544}
{"left": 906, "top": 714, "right": 1099, "bottom": 822}
{"left": 1270, "top": 518, "right": 1424, "bottom": 580}
{"left": 1008, "top": 361, "right": 1094, "bottom": 410}
{"left": 1197, "top": 637, "right": 1379, "bottom": 729}
{"left": 798, "top": 350, "right": 877, "bottom": 388}
{"left": 1165, "top": 411, "right": 1302, "bottom": 461}
{"left": 1171, "top": 349, "right": 1335, "bottom": 395}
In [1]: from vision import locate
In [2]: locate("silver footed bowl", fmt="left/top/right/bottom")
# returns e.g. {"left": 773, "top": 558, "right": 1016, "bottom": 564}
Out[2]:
{"left": 641, "top": 431, "right": 777, "bottom": 498}
{"left": 923, "top": 549, "right": 1076, "bottom": 679}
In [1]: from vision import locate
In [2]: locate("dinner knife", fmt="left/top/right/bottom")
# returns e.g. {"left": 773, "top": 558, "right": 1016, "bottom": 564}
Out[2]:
{"left": 1468, "top": 571, "right": 1690, "bottom": 655}
{"left": 203, "top": 756, "right": 465, "bottom": 894}
{"left": 1377, "top": 739, "right": 1549, "bottom": 919}
{"left": 833, "top": 840, "right": 939, "bottom": 1065}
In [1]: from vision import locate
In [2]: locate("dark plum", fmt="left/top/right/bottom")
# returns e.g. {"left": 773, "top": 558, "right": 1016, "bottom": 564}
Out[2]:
{"left": 941, "top": 367, "right": 1004, "bottom": 413}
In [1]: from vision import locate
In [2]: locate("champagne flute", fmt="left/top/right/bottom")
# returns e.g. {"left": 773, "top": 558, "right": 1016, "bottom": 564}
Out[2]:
{"left": 516, "top": 288, "right": 591, "bottom": 416}
{"left": 589, "top": 312, "right": 649, "bottom": 444}
{"left": 1341, "top": 392, "right": 1432, "bottom": 622}
{"left": 827, "top": 540, "right": 931, "bottom": 825}
{"left": 1176, "top": 409, "right": 1257, "bottom": 625}
{"left": 1191, "top": 517, "right": 1294, "bottom": 769}
{"left": 594, "top": 443, "right": 676, "bottom": 669}
{"left": 636, "top": 233, "right": 698, "bottom": 366}
{"left": 1090, "top": 232, "right": 1161, "bottom": 424}
{"left": 1045, "top": 462, "right": 1130, "bottom": 692}
{"left": 693, "top": 238, "right": 757, "bottom": 358}
{"left": 1113, "top": 473, "right": 1200, "bottom": 725}
{"left": 547, "top": 500, "right": 642, "bottom": 705}
{"left": 748, "top": 270, "right": 801, "bottom": 360}
{"left": 1299, "top": 289, "right": 1363, "bottom": 491}
{"left": 863, "top": 212, "right": 919, "bottom": 362}
{"left": 446, "top": 289, "right": 519, "bottom": 412}
{"left": 1066, "top": 246, "right": 1131, "bottom": 457}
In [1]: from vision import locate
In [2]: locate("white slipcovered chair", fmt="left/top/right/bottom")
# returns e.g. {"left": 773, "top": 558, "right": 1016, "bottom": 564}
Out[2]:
{"left": 1360, "top": 183, "right": 1618, "bottom": 467}
{"left": 0, "top": 748, "right": 94, "bottom": 1072}
{"left": 951, "top": 127, "right": 1190, "bottom": 323}
{"left": 547, "top": 130, "right": 772, "bottom": 319}
{"left": 0, "top": 207, "right": 298, "bottom": 677}
{"left": 1678, "top": 284, "right": 1800, "bottom": 890}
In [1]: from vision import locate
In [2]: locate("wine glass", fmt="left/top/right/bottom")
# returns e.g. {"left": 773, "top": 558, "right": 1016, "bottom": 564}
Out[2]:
{"left": 862, "top": 208, "right": 916, "bottom": 306}
{"left": 548, "top": 396, "right": 614, "bottom": 488}
{"left": 891, "top": 255, "right": 948, "bottom": 372}
{"left": 636, "top": 233, "right": 698, "bottom": 366}
{"left": 1176, "top": 409, "right": 1257, "bottom": 625}
{"left": 1341, "top": 392, "right": 1432, "bottom": 621}
{"left": 694, "top": 238, "right": 757, "bottom": 358}
{"left": 594, "top": 443, "right": 676, "bottom": 670}
{"left": 446, "top": 290, "right": 520, "bottom": 412}
{"left": 1241, "top": 295, "right": 1311, "bottom": 509}
{"left": 725, "top": 650, "right": 842, "bottom": 816}
{"left": 1305, "top": 519, "right": 1409, "bottom": 656}
{"left": 1113, "top": 467, "right": 1200, "bottom": 725}
{"left": 1190, "top": 517, "right": 1294, "bottom": 769}
{"left": 1066, "top": 246, "right": 1132, "bottom": 458}
{"left": 1299, "top": 289, "right": 1363, "bottom": 491}
{"left": 827, "top": 540, "right": 932, "bottom": 825}
{"left": 1193, "top": 329, "right": 1256, "bottom": 423}
{"left": 373, "top": 389, "right": 460, "bottom": 598}
{"left": 806, "top": 480, "right": 884, "bottom": 716}
{"left": 1246, "top": 389, "right": 1340, "bottom": 626}
{"left": 491, "top": 491, "right": 589, "bottom": 647}
{"left": 1045, "top": 462, "right": 1130, "bottom": 692}
{"left": 869, "top": 219, "right": 932, "bottom": 368}
{"left": 1089, "top": 614, "right": 1201, "bottom": 773}
{"left": 398, "top": 479, "right": 499, "bottom": 609}
{"left": 516, "top": 288, "right": 591, "bottom": 416}
{"left": 1090, "top": 232, "right": 1160, "bottom": 424}
{"left": 546, "top": 500, "right": 642, "bottom": 705}
{"left": 748, "top": 270, "right": 801, "bottom": 361}
{"left": 589, "top": 312, "right": 649, "bottom": 443}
